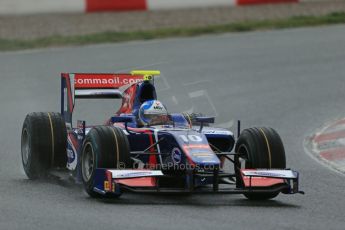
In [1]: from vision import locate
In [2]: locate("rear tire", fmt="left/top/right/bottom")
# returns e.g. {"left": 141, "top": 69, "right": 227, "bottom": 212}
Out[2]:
{"left": 21, "top": 112, "right": 67, "bottom": 179}
{"left": 235, "top": 127, "right": 286, "bottom": 200}
{"left": 81, "top": 126, "right": 131, "bottom": 198}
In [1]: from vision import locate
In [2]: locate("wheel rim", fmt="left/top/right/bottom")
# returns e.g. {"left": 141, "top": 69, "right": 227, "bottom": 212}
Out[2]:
{"left": 21, "top": 129, "right": 29, "bottom": 165}
{"left": 82, "top": 143, "right": 95, "bottom": 182}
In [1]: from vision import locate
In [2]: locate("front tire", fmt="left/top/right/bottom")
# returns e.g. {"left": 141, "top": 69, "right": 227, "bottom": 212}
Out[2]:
{"left": 81, "top": 126, "right": 131, "bottom": 198}
{"left": 235, "top": 127, "right": 286, "bottom": 200}
{"left": 21, "top": 112, "right": 67, "bottom": 179}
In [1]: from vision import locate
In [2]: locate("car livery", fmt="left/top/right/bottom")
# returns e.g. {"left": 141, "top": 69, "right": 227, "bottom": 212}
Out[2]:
{"left": 21, "top": 70, "right": 304, "bottom": 200}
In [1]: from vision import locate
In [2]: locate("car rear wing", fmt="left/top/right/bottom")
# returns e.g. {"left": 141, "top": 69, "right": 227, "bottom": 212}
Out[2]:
{"left": 61, "top": 71, "right": 160, "bottom": 125}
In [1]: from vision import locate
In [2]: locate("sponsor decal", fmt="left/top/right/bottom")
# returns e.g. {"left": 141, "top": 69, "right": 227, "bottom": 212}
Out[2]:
{"left": 119, "top": 172, "right": 152, "bottom": 177}
{"left": 143, "top": 101, "right": 167, "bottom": 115}
{"left": 77, "top": 120, "right": 85, "bottom": 140}
{"left": 242, "top": 170, "right": 297, "bottom": 179}
{"left": 153, "top": 105, "right": 163, "bottom": 110}
{"left": 182, "top": 144, "right": 212, "bottom": 151}
{"left": 202, "top": 130, "right": 232, "bottom": 135}
{"left": 74, "top": 74, "right": 144, "bottom": 89}
{"left": 250, "top": 172, "right": 286, "bottom": 177}
{"left": 67, "top": 135, "right": 78, "bottom": 170}
{"left": 153, "top": 101, "right": 164, "bottom": 110}
{"left": 104, "top": 181, "right": 110, "bottom": 191}
{"left": 67, "top": 149, "right": 75, "bottom": 163}
{"left": 192, "top": 152, "right": 214, "bottom": 158}
{"left": 201, "top": 160, "right": 217, "bottom": 163}
{"left": 109, "top": 170, "right": 163, "bottom": 179}
{"left": 144, "top": 75, "right": 153, "bottom": 81}
{"left": 171, "top": 148, "right": 182, "bottom": 164}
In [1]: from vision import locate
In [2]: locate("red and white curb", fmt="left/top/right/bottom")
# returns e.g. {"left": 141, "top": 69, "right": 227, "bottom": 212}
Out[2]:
{"left": 307, "top": 118, "right": 345, "bottom": 173}
{"left": 0, "top": 0, "right": 299, "bottom": 15}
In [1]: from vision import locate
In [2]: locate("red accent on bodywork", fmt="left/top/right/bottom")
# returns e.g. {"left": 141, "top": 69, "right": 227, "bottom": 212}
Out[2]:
{"left": 117, "top": 84, "right": 137, "bottom": 114}
{"left": 145, "top": 130, "right": 157, "bottom": 168}
{"left": 139, "top": 131, "right": 157, "bottom": 167}
{"left": 241, "top": 170, "right": 285, "bottom": 187}
{"left": 86, "top": 0, "right": 147, "bottom": 12}
{"left": 68, "top": 132, "right": 78, "bottom": 148}
{"left": 116, "top": 177, "right": 156, "bottom": 187}
{"left": 114, "top": 124, "right": 157, "bottom": 167}
{"left": 114, "top": 123, "right": 152, "bottom": 133}
{"left": 242, "top": 177, "right": 285, "bottom": 187}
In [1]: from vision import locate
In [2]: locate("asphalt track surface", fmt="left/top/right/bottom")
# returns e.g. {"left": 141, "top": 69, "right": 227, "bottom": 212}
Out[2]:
{"left": 1, "top": 25, "right": 345, "bottom": 230}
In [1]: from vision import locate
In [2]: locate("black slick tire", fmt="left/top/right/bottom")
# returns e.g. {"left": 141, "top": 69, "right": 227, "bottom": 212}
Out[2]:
{"left": 81, "top": 126, "right": 131, "bottom": 198}
{"left": 21, "top": 112, "right": 67, "bottom": 179}
{"left": 235, "top": 127, "right": 286, "bottom": 200}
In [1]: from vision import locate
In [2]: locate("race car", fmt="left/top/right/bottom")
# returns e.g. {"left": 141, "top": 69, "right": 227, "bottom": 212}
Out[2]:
{"left": 21, "top": 70, "right": 303, "bottom": 200}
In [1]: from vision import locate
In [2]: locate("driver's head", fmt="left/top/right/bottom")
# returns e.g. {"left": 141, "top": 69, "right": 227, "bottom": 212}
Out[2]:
{"left": 138, "top": 100, "right": 169, "bottom": 126}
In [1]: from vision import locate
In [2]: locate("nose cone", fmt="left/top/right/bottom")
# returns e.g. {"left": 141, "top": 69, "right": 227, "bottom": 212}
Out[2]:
{"left": 169, "top": 130, "right": 220, "bottom": 167}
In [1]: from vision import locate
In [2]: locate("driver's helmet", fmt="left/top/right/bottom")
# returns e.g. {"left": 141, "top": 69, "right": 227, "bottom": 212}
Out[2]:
{"left": 138, "top": 100, "right": 169, "bottom": 126}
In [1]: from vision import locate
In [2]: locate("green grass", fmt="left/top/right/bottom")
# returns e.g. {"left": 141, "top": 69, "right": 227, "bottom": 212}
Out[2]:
{"left": 1, "top": 12, "right": 345, "bottom": 51}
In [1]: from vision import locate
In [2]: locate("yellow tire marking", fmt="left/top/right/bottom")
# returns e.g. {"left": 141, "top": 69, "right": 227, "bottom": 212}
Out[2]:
{"left": 259, "top": 128, "right": 272, "bottom": 168}
{"left": 47, "top": 113, "right": 55, "bottom": 166}
{"left": 110, "top": 128, "right": 120, "bottom": 168}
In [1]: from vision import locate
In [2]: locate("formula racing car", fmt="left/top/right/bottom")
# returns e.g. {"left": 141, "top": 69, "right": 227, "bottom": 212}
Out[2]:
{"left": 21, "top": 70, "right": 303, "bottom": 200}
